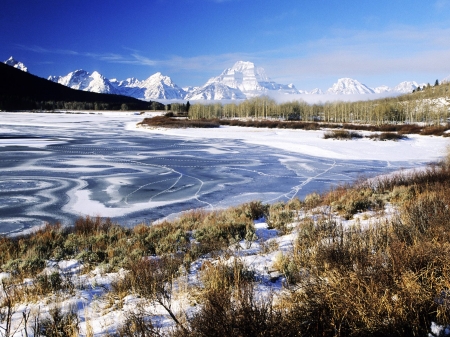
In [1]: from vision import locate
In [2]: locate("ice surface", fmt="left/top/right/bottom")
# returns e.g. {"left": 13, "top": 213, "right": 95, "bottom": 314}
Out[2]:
{"left": 0, "top": 111, "right": 447, "bottom": 235}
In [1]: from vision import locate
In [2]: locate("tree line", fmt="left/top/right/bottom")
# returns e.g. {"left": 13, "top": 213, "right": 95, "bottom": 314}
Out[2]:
{"left": 187, "top": 81, "right": 450, "bottom": 125}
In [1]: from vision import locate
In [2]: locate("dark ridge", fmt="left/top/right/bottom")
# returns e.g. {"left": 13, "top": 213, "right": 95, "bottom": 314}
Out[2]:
{"left": 0, "top": 63, "right": 156, "bottom": 111}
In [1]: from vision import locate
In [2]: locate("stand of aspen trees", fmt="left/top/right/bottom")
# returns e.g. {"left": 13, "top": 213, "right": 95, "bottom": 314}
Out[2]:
{"left": 188, "top": 82, "right": 450, "bottom": 125}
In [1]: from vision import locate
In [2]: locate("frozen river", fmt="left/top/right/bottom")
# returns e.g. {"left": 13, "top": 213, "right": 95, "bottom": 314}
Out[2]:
{"left": 0, "top": 112, "right": 445, "bottom": 236}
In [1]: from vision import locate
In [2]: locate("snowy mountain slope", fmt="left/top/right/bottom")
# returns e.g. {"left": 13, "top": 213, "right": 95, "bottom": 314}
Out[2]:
{"left": 308, "top": 88, "right": 324, "bottom": 95}
{"left": 135, "top": 72, "right": 186, "bottom": 100}
{"left": 373, "top": 85, "right": 391, "bottom": 94}
{"left": 44, "top": 59, "right": 447, "bottom": 100}
{"left": 319, "top": 79, "right": 427, "bottom": 95}
{"left": 4, "top": 56, "right": 28, "bottom": 72}
{"left": 182, "top": 86, "right": 200, "bottom": 94}
{"left": 49, "top": 70, "right": 119, "bottom": 94}
{"left": 205, "top": 61, "right": 269, "bottom": 92}
{"left": 326, "top": 78, "right": 375, "bottom": 95}
{"left": 185, "top": 82, "right": 247, "bottom": 100}
{"left": 392, "top": 81, "right": 419, "bottom": 93}
{"left": 50, "top": 70, "right": 186, "bottom": 100}
{"left": 194, "top": 61, "right": 300, "bottom": 99}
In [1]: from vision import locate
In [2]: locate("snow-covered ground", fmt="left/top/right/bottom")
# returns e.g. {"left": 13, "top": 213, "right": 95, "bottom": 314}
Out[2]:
{"left": 133, "top": 122, "right": 448, "bottom": 162}
{"left": 0, "top": 201, "right": 421, "bottom": 336}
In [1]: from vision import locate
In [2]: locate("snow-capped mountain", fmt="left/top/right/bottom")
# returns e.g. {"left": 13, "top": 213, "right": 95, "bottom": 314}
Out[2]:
{"left": 326, "top": 78, "right": 375, "bottom": 95}
{"left": 4, "top": 56, "right": 28, "bottom": 72}
{"left": 50, "top": 70, "right": 185, "bottom": 100}
{"left": 182, "top": 86, "right": 200, "bottom": 94}
{"left": 392, "top": 81, "right": 419, "bottom": 94}
{"left": 308, "top": 88, "right": 324, "bottom": 95}
{"left": 45, "top": 60, "right": 446, "bottom": 101}
{"left": 111, "top": 72, "right": 186, "bottom": 100}
{"left": 185, "top": 83, "right": 246, "bottom": 100}
{"left": 49, "top": 70, "right": 119, "bottom": 94}
{"left": 327, "top": 79, "right": 420, "bottom": 95}
{"left": 373, "top": 85, "right": 391, "bottom": 94}
{"left": 195, "top": 61, "right": 299, "bottom": 99}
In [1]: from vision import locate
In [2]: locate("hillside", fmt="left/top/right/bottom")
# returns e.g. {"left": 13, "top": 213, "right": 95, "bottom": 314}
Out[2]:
{"left": 0, "top": 63, "right": 156, "bottom": 111}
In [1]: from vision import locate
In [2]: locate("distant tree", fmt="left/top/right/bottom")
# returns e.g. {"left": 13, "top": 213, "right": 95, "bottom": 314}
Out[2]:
{"left": 435, "top": 79, "right": 439, "bottom": 86}
{"left": 151, "top": 101, "right": 160, "bottom": 111}
{"left": 186, "top": 101, "right": 191, "bottom": 113}
{"left": 121, "top": 103, "right": 128, "bottom": 111}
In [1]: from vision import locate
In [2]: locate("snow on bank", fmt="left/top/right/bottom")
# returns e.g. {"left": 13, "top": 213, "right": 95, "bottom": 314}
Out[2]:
{"left": 131, "top": 124, "right": 449, "bottom": 162}
{"left": 0, "top": 202, "right": 419, "bottom": 336}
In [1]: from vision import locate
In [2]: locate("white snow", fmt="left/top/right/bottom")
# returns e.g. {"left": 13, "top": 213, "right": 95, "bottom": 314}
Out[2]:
{"left": 392, "top": 80, "right": 419, "bottom": 93}
{"left": 327, "top": 78, "right": 375, "bottom": 95}
{"left": 4, "top": 56, "right": 28, "bottom": 72}
{"left": 196, "top": 61, "right": 299, "bottom": 99}
{"left": 132, "top": 124, "right": 449, "bottom": 162}
{"left": 2, "top": 199, "right": 430, "bottom": 336}
{"left": 48, "top": 70, "right": 119, "bottom": 94}
{"left": 46, "top": 61, "right": 449, "bottom": 102}
{"left": 49, "top": 69, "right": 186, "bottom": 100}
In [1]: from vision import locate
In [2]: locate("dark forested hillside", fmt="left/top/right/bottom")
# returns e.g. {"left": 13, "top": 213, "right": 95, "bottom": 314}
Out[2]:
{"left": 0, "top": 63, "right": 155, "bottom": 111}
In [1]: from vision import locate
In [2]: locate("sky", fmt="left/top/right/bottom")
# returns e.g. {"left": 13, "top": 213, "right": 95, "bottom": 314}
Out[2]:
{"left": 1, "top": 0, "right": 450, "bottom": 91}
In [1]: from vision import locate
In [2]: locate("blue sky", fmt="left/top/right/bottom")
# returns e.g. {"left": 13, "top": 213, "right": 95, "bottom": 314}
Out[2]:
{"left": 1, "top": 0, "right": 450, "bottom": 91}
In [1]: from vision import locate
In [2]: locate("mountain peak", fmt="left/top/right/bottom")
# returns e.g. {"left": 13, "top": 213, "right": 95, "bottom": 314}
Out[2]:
{"left": 327, "top": 78, "right": 374, "bottom": 95}
{"left": 48, "top": 69, "right": 118, "bottom": 94}
{"left": 230, "top": 61, "right": 255, "bottom": 71}
{"left": 200, "top": 60, "right": 297, "bottom": 98}
{"left": 392, "top": 81, "right": 419, "bottom": 93}
{"left": 4, "top": 56, "right": 28, "bottom": 72}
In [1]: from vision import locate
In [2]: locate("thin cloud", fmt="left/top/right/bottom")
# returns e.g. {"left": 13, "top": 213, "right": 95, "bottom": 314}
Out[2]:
{"left": 129, "top": 54, "right": 158, "bottom": 66}
{"left": 16, "top": 44, "right": 51, "bottom": 53}
{"left": 14, "top": 24, "right": 450, "bottom": 89}
{"left": 255, "top": 25, "right": 450, "bottom": 86}
{"left": 435, "top": 0, "right": 449, "bottom": 9}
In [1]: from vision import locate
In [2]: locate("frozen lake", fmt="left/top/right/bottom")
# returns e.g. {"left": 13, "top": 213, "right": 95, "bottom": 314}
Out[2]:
{"left": 0, "top": 112, "right": 446, "bottom": 236}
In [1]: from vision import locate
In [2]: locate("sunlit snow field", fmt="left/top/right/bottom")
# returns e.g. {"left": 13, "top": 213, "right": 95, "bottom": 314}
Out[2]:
{"left": 0, "top": 111, "right": 447, "bottom": 236}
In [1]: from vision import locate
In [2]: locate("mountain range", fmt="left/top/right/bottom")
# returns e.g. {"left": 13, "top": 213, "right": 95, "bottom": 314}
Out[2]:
{"left": 4, "top": 57, "right": 445, "bottom": 101}
{"left": 0, "top": 61, "right": 153, "bottom": 111}
{"left": 4, "top": 56, "right": 28, "bottom": 72}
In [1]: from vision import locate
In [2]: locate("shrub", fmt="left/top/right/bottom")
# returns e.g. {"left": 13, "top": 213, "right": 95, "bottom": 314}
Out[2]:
{"left": 328, "top": 187, "right": 383, "bottom": 219}
{"left": 303, "top": 192, "right": 321, "bottom": 209}
{"left": 200, "top": 259, "right": 255, "bottom": 292}
{"left": 420, "top": 125, "right": 449, "bottom": 136}
{"left": 117, "top": 309, "right": 159, "bottom": 337}
{"left": 367, "top": 132, "right": 407, "bottom": 141}
{"left": 38, "top": 305, "right": 79, "bottom": 337}
{"left": 323, "top": 130, "right": 363, "bottom": 140}
{"left": 193, "top": 210, "right": 254, "bottom": 254}
{"left": 172, "top": 284, "right": 295, "bottom": 337}
{"left": 74, "top": 215, "right": 112, "bottom": 236}
{"left": 266, "top": 202, "right": 293, "bottom": 234}
{"left": 240, "top": 201, "right": 268, "bottom": 220}
{"left": 139, "top": 116, "right": 220, "bottom": 129}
